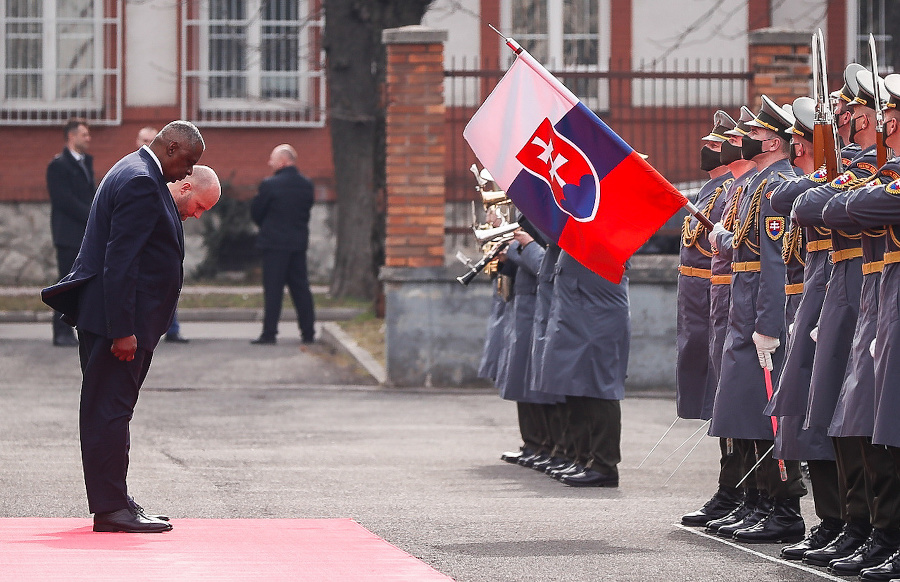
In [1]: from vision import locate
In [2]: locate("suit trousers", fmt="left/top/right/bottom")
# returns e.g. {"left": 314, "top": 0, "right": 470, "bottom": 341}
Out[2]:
{"left": 859, "top": 437, "right": 900, "bottom": 530}
{"left": 807, "top": 459, "right": 843, "bottom": 522}
{"left": 78, "top": 329, "right": 153, "bottom": 514}
{"left": 53, "top": 246, "right": 80, "bottom": 340}
{"left": 834, "top": 436, "right": 872, "bottom": 525}
{"left": 261, "top": 249, "right": 315, "bottom": 340}
{"left": 566, "top": 396, "right": 621, "bottom": 476}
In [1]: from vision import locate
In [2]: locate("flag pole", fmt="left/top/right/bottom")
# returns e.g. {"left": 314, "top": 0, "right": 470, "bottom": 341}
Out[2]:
{"left": 489, "top": 24, "right": 715, "bottom": 233}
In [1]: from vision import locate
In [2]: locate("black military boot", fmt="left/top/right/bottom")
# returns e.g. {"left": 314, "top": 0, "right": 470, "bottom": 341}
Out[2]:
{"left": 500, "top": 446, "right": 534, "bottom": 464}
{"left": 733, "top": 496, "right": 805, "bottom": 544}
{"left": 717, "top": 496, "right": 774, "bottom": 539}
{"left": 859, "top": 548, "right": 900, "bottom": 581}
{"left": 780, "top": 518, "right": 843, "bottom": 560}
{"left": 706, "top": 489, "right": 759, "bottom": 533}
{"left": 803, "top": 521, "right": 871, "bottom": 566}
{"left": 829, "top": 528, "right": 900, "bottom": 576}
{"left": 681, "top": 486, "right": 742, "bottom": 527}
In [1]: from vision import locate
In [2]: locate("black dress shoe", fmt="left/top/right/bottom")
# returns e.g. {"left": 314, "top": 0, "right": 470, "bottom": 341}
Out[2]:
{"left": 128, "top": 497, "right": 169, "bottom": 522}
{"left": 250, "top": 335, "right": 277, "bottom": 345}
{"left": 53, "top": 335, "right": 79, "bottom": 347}
{"left": 681, "top": 487, "right": 742, "bottom": 527}
{"left": 550, "top": 462, "right": 585, "bottom": 479}
{"left": 733, "top": 497, "right": 805, "bottom": 544}
{"left": 828, "top": 529, "right": 900, "bottom": 576}
{"left": 164, "top": 333, "right": 189, "bottom": 344}
{"left": 518, "top": 452, "right": 549, "bottom": 468}
{"left": 803, "top": 523, "right": 871, "bottom": 566}
{"left": 543, "top": 458, "right": 573, "bottom": 474}
{"left": 780, "top": 519, "right": 843, "bottom": 560}
{"left": 706, "top": 490, "right": 759, "bottom": 533}
{"left": 717, "top": 497, "right": 773, "bottom": 538}
{"left": 532, "top": 456, "right": 565, "bottom": 472}
{"left": 560, "top": 468, "right": 619, "bottom": 488}
{"left": 859, "top": 548, "right": 900, "bottom": 581}
{"left": 93, "top": 508, "right": 172, "bottom": 533}
{"left": 500, "top": 447, "right": 534, "bottom": 464}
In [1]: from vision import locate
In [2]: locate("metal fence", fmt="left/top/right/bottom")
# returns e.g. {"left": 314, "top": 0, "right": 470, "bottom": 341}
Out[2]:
{"left": 444, "top": 57, "right": 752, "bottom": 255}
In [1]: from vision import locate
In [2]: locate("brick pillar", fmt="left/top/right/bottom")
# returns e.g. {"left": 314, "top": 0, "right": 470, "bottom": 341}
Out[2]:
{"left": 382, "top": 25, "right": 448, "bottom": 268}
{"left": 748, "top": 29, "right": 811, "bottom": 109}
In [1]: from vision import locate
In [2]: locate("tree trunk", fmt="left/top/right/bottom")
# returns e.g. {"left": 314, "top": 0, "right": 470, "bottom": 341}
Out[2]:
{"left": 323, "top": 0, "right": 434, "bottom": 300}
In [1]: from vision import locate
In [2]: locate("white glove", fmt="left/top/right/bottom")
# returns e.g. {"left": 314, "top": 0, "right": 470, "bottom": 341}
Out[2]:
{"left": 707, "top": 221, "right": 727, "bottom": 249}
{"left": 870, "top": 337, "right": 877, "bottom": 359}
{"left": 788, "top": 322, "right": 794, "bottom": 337}
{"left": 752, "top": 331, "right": 780, "bottom": 371}
{"left": 810, "top": 326, "right": 818, "bottom": 343}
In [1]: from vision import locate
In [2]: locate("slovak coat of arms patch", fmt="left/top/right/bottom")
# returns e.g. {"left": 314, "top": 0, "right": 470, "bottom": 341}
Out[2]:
{"left": 830, "top": 171, "right": 855, "bottom": 189}
{"left": 886, "top": 178, "right": 900, "bottom": 196}
{"left": 766, "top": 216, "right": 785, "bottom": 240}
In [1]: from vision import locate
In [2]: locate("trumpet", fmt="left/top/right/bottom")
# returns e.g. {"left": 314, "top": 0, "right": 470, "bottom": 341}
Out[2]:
{"left": 474, "top": 221, "right": 520, "bottom": 243}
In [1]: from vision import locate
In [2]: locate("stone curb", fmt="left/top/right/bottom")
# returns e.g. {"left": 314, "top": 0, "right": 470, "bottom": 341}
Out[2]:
{"left": 320, "top": 322, "right": 387, "bottom": 385}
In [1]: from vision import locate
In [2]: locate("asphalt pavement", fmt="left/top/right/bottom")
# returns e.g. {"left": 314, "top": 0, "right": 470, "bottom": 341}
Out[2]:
{"left": 0, "top": 321, "right": 841, "bottom": 581}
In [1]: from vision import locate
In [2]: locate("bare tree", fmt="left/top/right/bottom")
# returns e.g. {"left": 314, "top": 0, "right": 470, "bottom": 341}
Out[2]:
{"left": 323, "top": 0, "right": 434, "bottom": 300}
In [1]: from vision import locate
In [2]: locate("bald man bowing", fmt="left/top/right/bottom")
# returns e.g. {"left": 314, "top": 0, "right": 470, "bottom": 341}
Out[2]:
{"left": 250, "top": 144, "right": 316, "bottom": 345}
{"left": 42, "top": 122, "right": 220, "bottom": 533}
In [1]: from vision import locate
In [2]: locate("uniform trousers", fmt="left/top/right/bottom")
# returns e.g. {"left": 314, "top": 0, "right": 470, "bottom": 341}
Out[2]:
{"left": 53, "top": 246, "right": 80, "bottom": 340}
{"left": 834, "top": 436, "right": 873, "bottom": 526}
{"left": 553, "top": 401, "right": 576, "bottom": 461}
{"left": 754, "top": 439, "right": 807, "bottom": 499}
{"left": 78, "top": 329, "right": 153, "bottom": 514}
{"left": 859, "top": 437, "right": 900, "bottom": 530}
{"left": 807, "top": 459, "right": 843, "bottom": 523}
{"left": 718, "top": 438, "right": 748, "bottom": 490}
{"left": 261, "top": 249, "right": 315, "bottom": 341}
{"left": 517, "top": 402, "right": 549, "bottom": 453}
{"left": 565, "top": 396, "right": 621, "bottom": 475}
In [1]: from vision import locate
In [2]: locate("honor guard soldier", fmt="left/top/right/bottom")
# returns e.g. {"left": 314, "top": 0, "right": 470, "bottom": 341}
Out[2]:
{"left": 708, "top": 95, "right": 808, "bottom": 544}
{"left": 679, "top": 111, "right": 740, "bottom": 526}
{"left": 846, "top": 72, "right": 900, "bottom": 582}
{"left": 765, "top": 96, "right": 844, "bottom": 559}
{"left": 820, "top": 70, "right": 900, "bottom": 577}
{"left": 702, "top": 107, "right": 764, "bottom": 533}
{"left": 794, "top": 64, "right": 883, "bottom": 570}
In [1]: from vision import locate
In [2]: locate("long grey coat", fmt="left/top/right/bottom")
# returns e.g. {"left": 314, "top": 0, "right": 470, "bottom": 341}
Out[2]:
{"left": 676, "top": 172, "right": 731, "bottom": 420}
{"left": 529, "top": 244, "right": 563, "bottom": 399}
{"left": 841, "top": 158, "right": 900, "bottom": 445}
{"left": 537, "top": 251, "right": 630, "bottom": 400}
{"left": 478, "top": 278, "right": 508, "bottom": 381}
{"left": 496, "top": 240, "right": 552, "bottom": 403}
{"left": 794, "top": 145, "right": 878, "bottom": 430}
{"left": 709, "top": 158, "right": 792, "bottom": 440}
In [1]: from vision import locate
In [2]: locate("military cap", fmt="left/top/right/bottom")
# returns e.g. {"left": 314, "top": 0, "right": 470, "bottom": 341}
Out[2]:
{"left": 854, "top": 69, "right": 886, "bottom": 110}
{"left": 725, "top": 106, "right": 755, "bottom": 136}
{"left": 786, "top": 96, "right": 815, "bottom": 140}
{"left": 835, "top": 63, "right": 866, "bottom": 103}
{"left": 747, "top": 94, "right": 795, "bottom": 138}
{"left": 702, "top": 110, "right": 737, "bottom": 142}
{"left": 885, "top": 74, "right": 900, "bottom": 110}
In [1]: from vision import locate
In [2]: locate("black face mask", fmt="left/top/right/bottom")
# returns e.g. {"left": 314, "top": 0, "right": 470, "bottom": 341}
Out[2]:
{"left": 741, "top": 137, "right": 764, "bottom": 160}
{"left": 849, "top": 115, "right": 865, "bottom": 144}
{"left": 700, "top": 146, "right": 721, "bottom": 171}
{"left": 720, "top": 140, "right": 742, "bottom": 165}
{"left": 789, "top": 143, "right": 801, "bottom": 165}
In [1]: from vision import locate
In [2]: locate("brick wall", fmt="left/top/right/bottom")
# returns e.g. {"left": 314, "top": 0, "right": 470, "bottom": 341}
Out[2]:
{"left": 748, "top": 29, "right": 811, "bottom": 109}
{"left": 383, "top": 26, "right": 449, "bottom": 269}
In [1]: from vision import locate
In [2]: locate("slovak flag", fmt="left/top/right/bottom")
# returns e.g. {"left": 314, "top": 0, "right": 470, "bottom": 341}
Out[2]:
{"left": 463, "top": 41, "right": 688, "bottom": 283}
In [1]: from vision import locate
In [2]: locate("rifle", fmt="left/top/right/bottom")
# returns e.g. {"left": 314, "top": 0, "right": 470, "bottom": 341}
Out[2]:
{"left": 812, "top": 29, "right": 842, "bottom": 179}
{"left": 869, "top": 33, "right": 890, "bottom": 167}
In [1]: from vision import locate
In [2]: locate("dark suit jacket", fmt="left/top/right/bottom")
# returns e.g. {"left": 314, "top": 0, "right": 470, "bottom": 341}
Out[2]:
{"left": 250, "top": 166, "right": 314, "bottom": 251}
{"left": 41, "top": 149, "right": 184, "bottom": 352}
{"left": 47, "top": 148, "right": 96, "bottom": 249}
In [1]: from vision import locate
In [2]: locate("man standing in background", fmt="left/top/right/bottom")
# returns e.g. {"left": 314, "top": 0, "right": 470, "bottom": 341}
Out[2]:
{"left": 47, "top": 119, "right": 94, "bottom": 347}
{"left": 251, "top": 144, "right": 316, "bottom": 345}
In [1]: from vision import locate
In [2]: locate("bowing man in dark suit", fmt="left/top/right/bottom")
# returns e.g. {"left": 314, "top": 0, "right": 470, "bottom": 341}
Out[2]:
{"left": 250, "top": 144, "right": 316, "bottom": 344}
{"left": 47, "top": 118, "right": 95, "bottom": 346}
{"left": 42, "top": 121, "right": 219, "bottom": 533}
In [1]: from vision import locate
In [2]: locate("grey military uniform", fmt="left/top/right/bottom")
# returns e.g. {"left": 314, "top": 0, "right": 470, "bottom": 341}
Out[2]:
{"left": 529, "top": 244, "right": 562, "bottom": 397}
{"left": 676, "top": 172, "right": 732, "bottom": 419}
{"left": 478, "top": 277, "right": 508, "bottom": 381}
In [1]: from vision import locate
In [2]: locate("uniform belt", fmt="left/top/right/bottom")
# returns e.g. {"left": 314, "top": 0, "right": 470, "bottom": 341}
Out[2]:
{"left": 785, "top": 283, "right": 804, "bottom": 295}
{"left": 806, "top": 239, "right": 833, "bottom": 252}
{"left": 831, "top": 248, "right": 863, "bottom": 263}
{"left": 678, "top": 265, "right": 712, "bottom": 279}
{"left": 732, "top": 261, "right": 761, "bottom": 273}
{"left": 710, "top": 274, "right": 732, "bottom": 285}
{"left": 863, "top": 261, "right": 885, "bottom": 275}
{"left": 885, "top": 251, "right": 900, "bottom": 265}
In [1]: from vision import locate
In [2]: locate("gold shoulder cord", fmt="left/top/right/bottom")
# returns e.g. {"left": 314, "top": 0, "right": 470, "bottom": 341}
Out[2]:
{"left": 814, "top": 225, "right": 832, "bottom": 237}
{"left": 733, "top": 178, "right": 766, "bottom": 252}
{"left": 722, "top": 184, "right": 743, "bottom": 231}
{"left": 890, "top": 224, "right": 900, "bottom": 248}
{"left": 782, "top": 222, "right": 804, "bottom": 265}
{"left": 682, "top": 179, "right": 732, "bottom": 254}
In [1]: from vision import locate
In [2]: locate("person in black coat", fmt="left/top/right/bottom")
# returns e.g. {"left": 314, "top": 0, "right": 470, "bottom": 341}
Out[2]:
{"left": 42, "top": 121, "right": 218, "bottom": 533}
{"left": 47, "top": 119, "right": 95, "bottom": 346}
{"left": 250, "top": 144, "right": 316, "bottom": 344}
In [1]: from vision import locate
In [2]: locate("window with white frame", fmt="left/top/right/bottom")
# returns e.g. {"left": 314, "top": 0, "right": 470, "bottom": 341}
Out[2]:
{"left": 184, "top": 0, "right": 325, "bottom": 126}
{"left": 855, "top": 0, "right": 896, "bottom": 74}
{"left": 502, "top": 0, "right": 610, "bottom": 110}
{"left": 1, "top": 0, "right": 120, "bottom": 122}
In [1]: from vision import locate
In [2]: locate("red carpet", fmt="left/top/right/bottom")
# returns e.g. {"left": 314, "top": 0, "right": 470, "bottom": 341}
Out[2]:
{"left": 0, "top": 518, "right": 453, "bottom": 581}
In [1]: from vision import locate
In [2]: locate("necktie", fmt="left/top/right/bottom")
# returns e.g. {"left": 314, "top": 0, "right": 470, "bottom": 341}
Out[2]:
{"left": 77, "top": 158, "right": 91, "bottom": 184}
